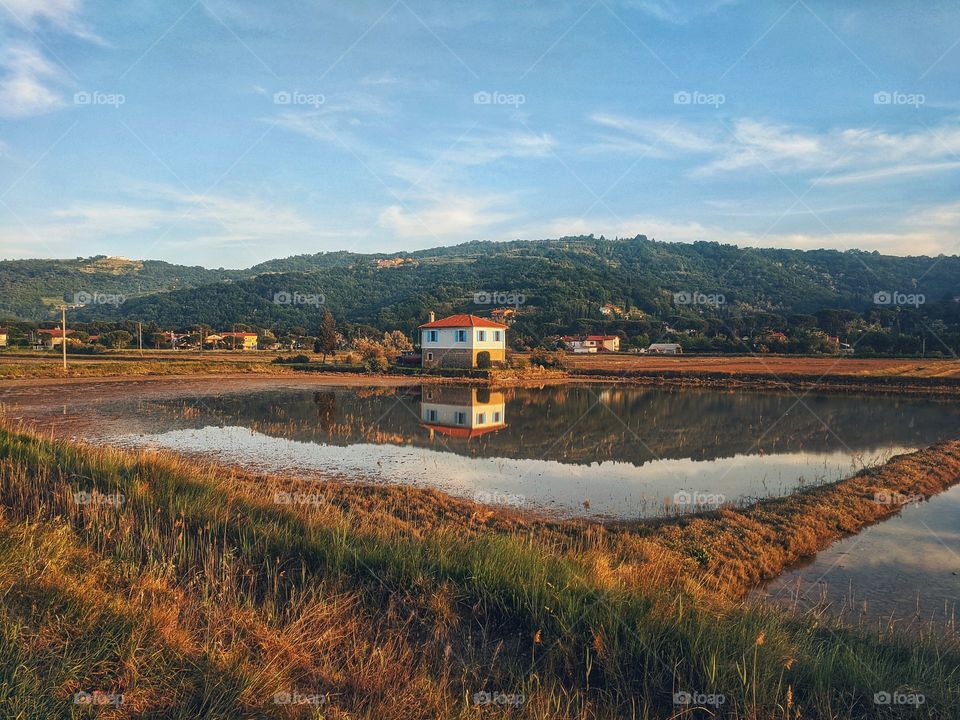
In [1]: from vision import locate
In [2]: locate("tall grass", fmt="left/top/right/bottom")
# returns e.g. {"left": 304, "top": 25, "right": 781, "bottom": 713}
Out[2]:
{"left": 0, "top": 426, "right": 956, "bottom": 718}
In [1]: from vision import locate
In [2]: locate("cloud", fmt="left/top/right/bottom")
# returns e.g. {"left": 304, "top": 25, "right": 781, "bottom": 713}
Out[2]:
{"left": 379, "top": 193, "right": 518, "bottom": 240}
{"left": 589, "top": 113, "right": 960, "bottom": 184}
{"left": 1, "top": 0, "right": 100, "bottom": 40}
{"left": 0, "top": 44, "right": 66, "bottom": 117}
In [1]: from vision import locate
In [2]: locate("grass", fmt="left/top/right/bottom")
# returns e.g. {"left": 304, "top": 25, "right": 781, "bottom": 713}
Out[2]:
{"left": 0, "top": 425, "right": 957, "bottom": 718}
{"left": 0, "top": 359, "right": 293, "bottom": 380}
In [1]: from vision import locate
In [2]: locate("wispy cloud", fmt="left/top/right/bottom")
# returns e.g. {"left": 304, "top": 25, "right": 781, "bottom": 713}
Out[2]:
{"left": 1, "top": 0, "right": 101, "bottom": 41}
{"left": 0, "top": 44, "right": 66, "bottom": 117}
{"left": 589, "top": 113, "right": 960, "bottom": 184}
{"left": 379, "top": 192, "right": 518, "bottom": 240}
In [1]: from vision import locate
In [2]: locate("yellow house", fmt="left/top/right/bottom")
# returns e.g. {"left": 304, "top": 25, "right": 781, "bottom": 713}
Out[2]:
{"left": 220, "top": 332, "right": 259, "bottom": 350}
{"left": 0, "top": 329, "right": 7, "bottom": 347}
{"left": 419, "top": 313, "right": 507, "bottom": 369}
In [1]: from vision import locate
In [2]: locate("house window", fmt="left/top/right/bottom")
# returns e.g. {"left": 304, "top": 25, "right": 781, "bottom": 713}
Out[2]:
{"left": 493, "top": 330, "right": 502, "bottom": 342}
{"left": 426, "top": 352, "right": 433, "bottom": 361}
{"left": 426, "top": 330, "right": 439, "bottom": 343}
{"left": 426, "top": 409, "right": 438, "bottom": 422}
{"left": 477, "top": 413, "right": 486, "bottom": 424}
{"left": 493, "top": 411, "right": 501, "bottom": 423}
{"left": 454, "top": 411, "right": 467, "bottom": 425}
{"left": 477, "top": 330, "right": 486, "bottom": 342}
{"left": 455, "top": 329, "right": 467, "bottom": 342}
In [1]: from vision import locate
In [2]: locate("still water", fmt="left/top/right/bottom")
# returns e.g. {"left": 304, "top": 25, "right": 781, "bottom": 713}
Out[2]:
{"left": 99, "top": 384, "right": 958, "bottom": 520}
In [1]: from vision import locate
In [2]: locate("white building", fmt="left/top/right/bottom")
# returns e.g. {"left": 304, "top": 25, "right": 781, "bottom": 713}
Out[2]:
{"left": 419, "top": 313, "right": 508, "bottom": 368}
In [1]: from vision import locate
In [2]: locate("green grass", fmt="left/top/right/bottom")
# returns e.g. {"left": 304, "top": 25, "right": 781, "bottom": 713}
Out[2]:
{"left": 0, "top": 427, "right": 956, "bottom": 718}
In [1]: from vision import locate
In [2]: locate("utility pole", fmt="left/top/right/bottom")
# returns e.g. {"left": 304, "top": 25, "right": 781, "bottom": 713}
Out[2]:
{"left": 138, "top": 322, "right": 143, "bottom": 356}
{"left": 55, "top": 304, "right": 81, "bottom": 371}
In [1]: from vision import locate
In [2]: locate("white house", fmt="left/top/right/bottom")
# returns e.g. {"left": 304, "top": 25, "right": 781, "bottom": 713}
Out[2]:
{"left": 648, "top": 343, "right": 683, "bottom": 355}
{"left": 419, "top": 313, "right": 508, "bottom": 368}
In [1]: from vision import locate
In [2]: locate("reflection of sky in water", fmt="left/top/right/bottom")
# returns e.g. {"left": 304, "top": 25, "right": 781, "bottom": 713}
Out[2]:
{"left": 119, "top": 424, "right": 914, "bottom": 520}
{"left": 758, "top": 484, "right": 960, "bottom": 626}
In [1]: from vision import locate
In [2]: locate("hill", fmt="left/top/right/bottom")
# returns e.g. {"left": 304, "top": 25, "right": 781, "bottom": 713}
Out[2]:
{"left": 3, "top": 236, "right": 959, "bottom": 354}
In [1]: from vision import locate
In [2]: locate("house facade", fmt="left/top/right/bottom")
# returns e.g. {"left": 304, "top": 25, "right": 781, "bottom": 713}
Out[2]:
{"left": 648, "top": 342, "right": 683, "bottom": 355}
{"left": 219, "top": 332, "right": 259, "bottom": 350}
{"left": 419, "top": 313, "right": 507, "bottom": 368}
{"left": 562, "top": 335, "right": 620, "bottom": 353}
{"left": 36, "top": 329, "right": 74, "bottom": 348}
{"left": 0, "top": 329, "right": 7, "bottom": 347}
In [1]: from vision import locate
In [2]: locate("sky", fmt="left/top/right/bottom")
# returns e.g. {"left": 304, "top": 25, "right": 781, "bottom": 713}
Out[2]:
{"left": 0, "top": 0, "right": 959, "bottom": 268}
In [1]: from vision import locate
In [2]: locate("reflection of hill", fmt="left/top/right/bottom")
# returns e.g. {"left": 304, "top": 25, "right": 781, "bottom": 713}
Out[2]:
{"left": 129, "top": 386, "right": 960, "bottom": 468}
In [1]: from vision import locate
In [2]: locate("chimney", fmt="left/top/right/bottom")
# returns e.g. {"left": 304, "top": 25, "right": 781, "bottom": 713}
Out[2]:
{"left": 428, "top": 311, "right": 435, "bottom": 323}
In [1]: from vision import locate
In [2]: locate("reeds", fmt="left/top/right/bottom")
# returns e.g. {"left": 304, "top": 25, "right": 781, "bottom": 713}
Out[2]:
{"left": 0, "top": 425, "right": 956, "bottom": 718}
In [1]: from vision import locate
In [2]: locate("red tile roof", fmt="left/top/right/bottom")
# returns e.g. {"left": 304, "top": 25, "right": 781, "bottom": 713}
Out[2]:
{"left": 418, "top": 314, "right": 508, "bottom": 329}
{"left": 38, "top": 329, "right": 73, "bottom": 337}
{"left": 586, "top": 335, "right": 619, "bottom": 341}
{"left": 420, "top": 423, "right": 506, "bottom": 438}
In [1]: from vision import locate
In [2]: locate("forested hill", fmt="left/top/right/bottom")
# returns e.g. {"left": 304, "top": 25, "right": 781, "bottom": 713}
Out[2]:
{"left": 3, "top": 237, "right": 958, "bottom": 339}
{"left": 0, "top": 255, "right": 241, "bottom": 321}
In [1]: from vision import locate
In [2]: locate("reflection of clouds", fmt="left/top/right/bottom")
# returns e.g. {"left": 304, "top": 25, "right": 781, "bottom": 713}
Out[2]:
{"left": 765, "top": 486, "right": 960, "bottom": 623}
{"left": 121, "top": 425, "right": 916, "bottom": 521}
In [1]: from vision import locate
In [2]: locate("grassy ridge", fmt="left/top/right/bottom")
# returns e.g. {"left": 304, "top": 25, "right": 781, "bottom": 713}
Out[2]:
{"left": 0, "top": 427, "right": 957, "bottom": 718}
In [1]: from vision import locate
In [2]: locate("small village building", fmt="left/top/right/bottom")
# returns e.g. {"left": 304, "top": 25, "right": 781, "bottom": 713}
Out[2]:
{"left": 219, "top": 332, "right": 259, "bottom": 350}
{"left": 0, "top": 329, "right": 7, "bottom": 347}
{"left": 648, "top": 342, "right": 683, "bottom": 355}
{"left": 562, "top": 335, "right": 620, "bottom": 353}
{"left": 36, "top": 328, "right": 74, "bottom": 348}
{"left": 419, "top": 313, "right": 507, "bottom": 369}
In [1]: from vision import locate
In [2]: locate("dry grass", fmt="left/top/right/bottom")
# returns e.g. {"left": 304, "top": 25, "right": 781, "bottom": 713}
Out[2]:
{"left": 0, "top": 425, "right": 957, "bottom": 718}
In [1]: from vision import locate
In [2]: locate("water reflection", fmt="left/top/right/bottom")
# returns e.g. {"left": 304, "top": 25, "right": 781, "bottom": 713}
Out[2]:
{"left": 102, "top": 383, "right": 960, "bottom": 520}
{"left": 420, "top": 387, "right": 507, "bottom": 439}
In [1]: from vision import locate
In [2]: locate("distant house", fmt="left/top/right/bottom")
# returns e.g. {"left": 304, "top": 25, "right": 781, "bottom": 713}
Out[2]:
{"left": 648, "top": 342, "right": 683, "bottom": 355}
{"left": 562, "top": 335, "right": 620, "bottom": 353}
{"left": 599, "top": 303, "right": 623, "bottom": 317}
{"left": 36, "top": 328, "right": 74, "bottom": 348}
{"left": 220, "top": 332, "right": 259, "bottom": 350}
{"left": 767, "top": 331, "right": 788, "bottom": 344}
{"left": 419, "top": 313, "right": 507, "bottom": 368}
{"left": 490, "top": 307, "right": 517, "bottom": 325}
{"left": 0, "top": 329, "right": 7, "bottom": 347}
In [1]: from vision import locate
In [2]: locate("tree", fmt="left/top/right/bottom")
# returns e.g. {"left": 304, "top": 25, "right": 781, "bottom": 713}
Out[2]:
{"left": 314, "top": 311, "right": 338, "bottom": 363}
{"left": 381, "top": 330, "right": 412, "bottom": 361}
{"left": 101, "top": 330, "right": 133, "bottom": 349}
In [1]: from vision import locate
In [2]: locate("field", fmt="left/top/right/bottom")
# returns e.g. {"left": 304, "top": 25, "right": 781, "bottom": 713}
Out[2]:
{"left": 0, "top": 423, "right": 957, "bottom": 718}
{"left": 554, "top": 353, "right": 960, "bottom": 379}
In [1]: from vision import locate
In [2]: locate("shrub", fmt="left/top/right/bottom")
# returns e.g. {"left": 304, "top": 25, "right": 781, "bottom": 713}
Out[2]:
{"left": 530, "top": 349, "right": 566, "bottom": 369}
{"left": 476, "top": 350, "right": 492, "bottom": 369}
{"left": 272, "top": 354, "right": 310, "bottom": 365}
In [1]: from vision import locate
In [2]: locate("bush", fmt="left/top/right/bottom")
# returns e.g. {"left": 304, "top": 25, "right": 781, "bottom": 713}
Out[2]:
{"left": 476, "top": 350, "right": 492, "bottom": 369}
{"left": 530, "top": 349, "right": 566, "bottom": 369}
{"left": 363, "top": 353, "right": 389, "bottom": 373}
{"left": 272, "top": 354, "right": 310, "bottom": 365}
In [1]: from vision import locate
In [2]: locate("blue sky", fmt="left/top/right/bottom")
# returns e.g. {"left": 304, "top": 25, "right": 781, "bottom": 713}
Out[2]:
{"left": 1, "top": 0, "right": 959, "bottom": 268}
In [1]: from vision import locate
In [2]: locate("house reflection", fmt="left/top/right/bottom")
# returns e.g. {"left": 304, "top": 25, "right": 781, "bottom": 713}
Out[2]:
{"left": 419, "top": 386, "right": 507, "bottom": 439}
